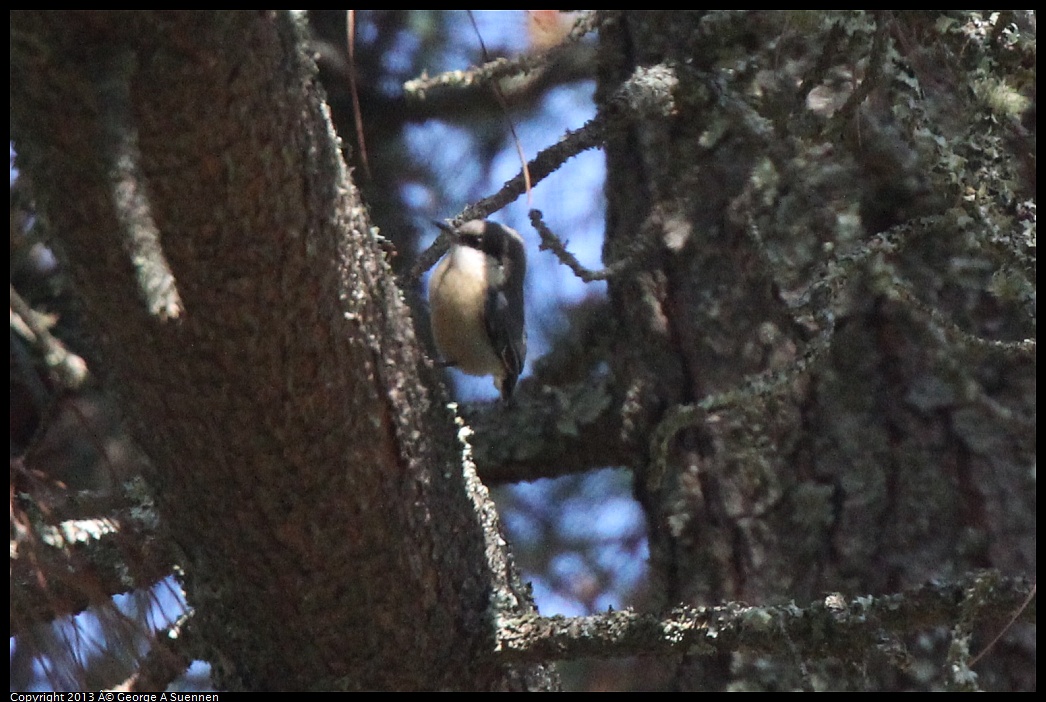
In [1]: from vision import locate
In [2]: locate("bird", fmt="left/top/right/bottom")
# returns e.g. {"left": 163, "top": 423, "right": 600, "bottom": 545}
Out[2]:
{"left": 428, "top": 219, "right": 527, "bottom": 400}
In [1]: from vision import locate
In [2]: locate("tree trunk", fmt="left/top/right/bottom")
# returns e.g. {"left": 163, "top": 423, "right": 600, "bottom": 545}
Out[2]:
{"left": 598, "top": 11, "right": 1034, "bottom": 690}
{"left": 11, "top": 10, "right": 554, "bottom": 691}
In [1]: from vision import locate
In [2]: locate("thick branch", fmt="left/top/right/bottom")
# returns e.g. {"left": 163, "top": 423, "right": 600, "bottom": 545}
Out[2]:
{"left": 497, "top": 571, "right": 1034, "bottom": 664}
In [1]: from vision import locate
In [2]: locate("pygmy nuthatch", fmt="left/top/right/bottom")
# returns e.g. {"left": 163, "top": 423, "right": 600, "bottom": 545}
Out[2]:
{"left": 428, "top": 220, "right": 527, "bottom": 399}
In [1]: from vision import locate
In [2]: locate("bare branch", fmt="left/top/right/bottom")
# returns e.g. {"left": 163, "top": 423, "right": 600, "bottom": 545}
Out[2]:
{"left": 496, "top": 571, "right": 1034, "bottom": 665}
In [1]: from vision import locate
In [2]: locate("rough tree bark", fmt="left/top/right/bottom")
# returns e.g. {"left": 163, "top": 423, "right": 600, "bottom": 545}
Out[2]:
{"left": 11, "top": 10, "right": 554, "bottom": 691}
{"left": 595, "top": 11, "right": 1034, "bottom": 690}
